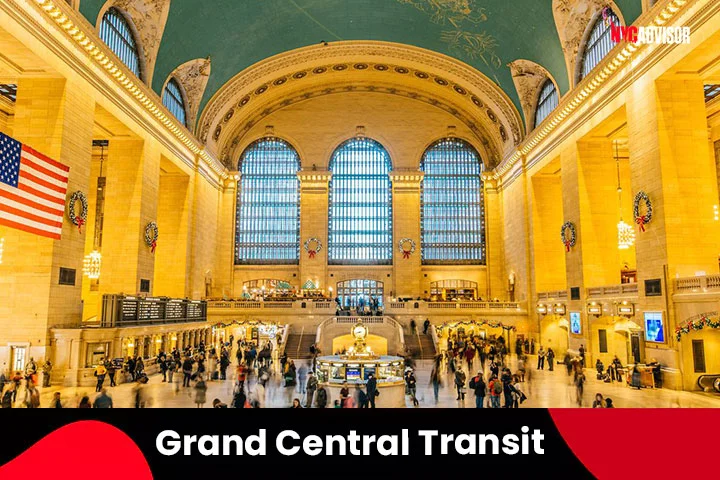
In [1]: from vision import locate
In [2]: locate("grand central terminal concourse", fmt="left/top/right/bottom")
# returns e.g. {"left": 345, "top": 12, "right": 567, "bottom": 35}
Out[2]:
{"left": 1, "top": 0, "right": 720, "bottom": 409}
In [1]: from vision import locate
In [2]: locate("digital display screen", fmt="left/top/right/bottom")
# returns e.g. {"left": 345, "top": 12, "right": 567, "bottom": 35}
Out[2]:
{"left": 570, "top": 311, "right": 582, "bottom": 335}
{"left": 363, "top": 367, "right": 376, "bottom": 380}
{"left": 644, "top": 312, "right": 665, "bottom": 343}
{"left": 346, "top": 368, "right": 361, "bottom": 381}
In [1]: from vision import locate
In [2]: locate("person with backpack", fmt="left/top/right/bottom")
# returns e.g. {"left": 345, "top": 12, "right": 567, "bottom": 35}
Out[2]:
{"left": 94, "top": 362, "right": 107, "bottom": 393}
{"left": 469, "top": 371, "right": 486, "bottom": 408}
{"left": 488, "top": 375, "right": 503, "bottom": 408}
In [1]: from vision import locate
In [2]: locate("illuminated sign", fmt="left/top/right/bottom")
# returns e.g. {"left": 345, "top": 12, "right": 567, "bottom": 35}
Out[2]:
{"left": 570, "top": 311, "right": 582, "bottom": 335}
{"left": 644, "top": 311, "right": 665, "bottom": 343}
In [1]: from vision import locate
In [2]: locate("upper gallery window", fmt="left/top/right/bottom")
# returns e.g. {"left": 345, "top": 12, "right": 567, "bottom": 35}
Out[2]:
{"left": 162, "top": 78, "right": 187, "bottom": 127}
{"left": 420, "top": 138, "right": 485, "bottom": 265}
{"left": 235, "top": 138, "right": 300, "bottom": 265}
{"left": 99, "top": 7, "right": 142, "bottom": 79}
{"left": 328, "top": 137, "right": 393, "bottom": 265}
{"left": 579, "top": 9, "right": 620, "bottom": 81}
{"left": 534, "top": 79, "right": 559, "bottom": 128}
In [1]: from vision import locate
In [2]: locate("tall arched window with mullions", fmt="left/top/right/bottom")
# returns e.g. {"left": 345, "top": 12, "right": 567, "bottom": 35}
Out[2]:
{"left": 162, "top": 78, "right": 187, "bottom": 127}
{"left": 235, "top": 138, "right": 300, "bottom": 264}
{"left": 329, "top": 138, "right": 393, "bottom": 264}
{"left": 534, "top": 79, "right": 559, "bottom": 128}
{"left": 99, "top": 7, "right": 142, "bottom": 79}
{"left": 579, "top": 9, "right": 620, "bottom": 81}
{"left": 420, "top": 138, "right": 485, "bottom": 264}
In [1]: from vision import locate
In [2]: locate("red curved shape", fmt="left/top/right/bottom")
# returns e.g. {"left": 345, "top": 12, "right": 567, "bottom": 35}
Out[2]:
{"left": 0, "top": 421, "right": 152, "bottom": 479}
{"left": 550, "top": 409, "right": 719, "bottom": 480}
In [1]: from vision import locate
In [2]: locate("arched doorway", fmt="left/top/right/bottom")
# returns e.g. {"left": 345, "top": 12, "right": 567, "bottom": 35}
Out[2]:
{"left": 336, "top": 279, "right": 384, "bottom": 308}
{"left": 540, "top": 315, "right": 569, "bottom": 357}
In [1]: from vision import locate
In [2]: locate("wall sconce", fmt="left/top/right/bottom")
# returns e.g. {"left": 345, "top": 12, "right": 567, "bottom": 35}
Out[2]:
{"left": 155, "top": 338, "right": 162, "bottom": 344}
{"left": 536, "top": 304, "right": 548, "bottom": 315}
{"left": 617, "top": 301, "right": 635, "bottom": 317}
{"left": 553, "top": 304, "right": 566, "bottom": 315}
{"left": 714, "top": 205, "right": 719, "bottom": 221}
{"left": 127, "top": 342, "right": 135, "bottom": 348}
{"left": 171, "top": 335, "right": 177, "bottom": 342}
{"left": 587, "top": 302, "right": 602, "bottom": 316}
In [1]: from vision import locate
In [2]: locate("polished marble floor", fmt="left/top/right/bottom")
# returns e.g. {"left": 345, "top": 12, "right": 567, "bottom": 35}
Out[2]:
{"left": 33, "top": 355, "right": 720, "bottom": 409}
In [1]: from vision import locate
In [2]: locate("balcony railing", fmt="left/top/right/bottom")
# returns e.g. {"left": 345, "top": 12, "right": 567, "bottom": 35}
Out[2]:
{"left": 207, "top": 299, "right": 336, "bottom": 312}
{"left": 586, "top": 283, "right": 638, "bottom": 298}
{"left": 537, "top": 290, "right": 569, "bottom": 301}
{"left": 101, "top": 295, "right": 207, "bottom": 327}
{"left": 385, "top": 300, "right": 524, "bottom": 314}
{"left": 675, "top": 274, "right": 720, "bottom": 294}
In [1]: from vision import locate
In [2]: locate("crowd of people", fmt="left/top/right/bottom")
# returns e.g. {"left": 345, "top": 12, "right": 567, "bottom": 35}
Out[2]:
{"left": 0, "top": 328, "right": 656, "bottom": 409}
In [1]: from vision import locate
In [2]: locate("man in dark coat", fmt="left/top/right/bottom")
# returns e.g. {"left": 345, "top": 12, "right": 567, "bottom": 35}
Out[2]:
{"left": 366, "top": 374, "right": 378, "bottom": 408}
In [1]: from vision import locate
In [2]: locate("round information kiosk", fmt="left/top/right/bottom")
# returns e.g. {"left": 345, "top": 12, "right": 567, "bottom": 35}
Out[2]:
{"left": 315, "top": 322, "right": 406, "bottom": 407}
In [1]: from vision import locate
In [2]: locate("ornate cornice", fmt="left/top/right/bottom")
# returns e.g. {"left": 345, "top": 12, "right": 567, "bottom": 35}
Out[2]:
{"left": 493, "top": 0, "right": 693, "bottom": 184}
{"left": 26, "top": 0, "right": 227, "bottom": 181}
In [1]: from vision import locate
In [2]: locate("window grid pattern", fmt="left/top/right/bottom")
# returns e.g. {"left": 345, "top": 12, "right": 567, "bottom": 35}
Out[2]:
{"left": 0, "top": 84, "right": 17, "bottom": 102}
{"left": 421, "top": 139, "right": 485, "bottom": 264}
{"left": 534, "top": 80, "right": 559, "bottom": 128}
{"left": 162, "top": 79, "right": 187, "bottom": 126}
{"left": 235, "top": 138, "right": 300, "bottom": 265}
{"left": 580, "top": 10, "right": 619, "bottom": 80}
{"left": 704, "top": 84, "right": 720, "bottom": 103}
{"left": 99, "top": 8, "right": 141, "bottom": 78}
{"left": 336, "top": 279, "right": 384, "bottom": 307}
{"left": 329, "top": 138, "right": 392, "bottom": 264}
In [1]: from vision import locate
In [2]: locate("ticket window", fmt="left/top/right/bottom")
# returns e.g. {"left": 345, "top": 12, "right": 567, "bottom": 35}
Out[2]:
{"left": 86, "top": 343, "right": 108, "bottom": 367}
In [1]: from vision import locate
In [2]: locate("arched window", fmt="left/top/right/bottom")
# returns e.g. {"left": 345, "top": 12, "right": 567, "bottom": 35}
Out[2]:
{"left": 420, "top": 138, "right": 484, "bottom": 264}
{"left": 162, "top": 78, "right": 187, "bottom": 127}
{"left": 579, "top": 9, "right": 620, "bottom": 80}
{"left": 534, "top": 79, "right": 559, "bottom": 128}
{"left": 329, "top": 138, "right": 392, "bottom": 264}
{"left": 235, "top": 138, "right": 300, "bottom": 264}
{"left": 99, "top": 7, "right": 141, "bottom": 79}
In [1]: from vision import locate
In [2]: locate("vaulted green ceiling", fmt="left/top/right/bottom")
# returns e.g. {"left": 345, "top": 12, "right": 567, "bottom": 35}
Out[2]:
{"left": 79, "top": 0, "right": 642, "bottom": 120}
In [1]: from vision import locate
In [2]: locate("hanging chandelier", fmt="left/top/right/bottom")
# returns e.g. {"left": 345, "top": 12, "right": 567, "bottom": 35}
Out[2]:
{"left": 83, "top": 250, "right": 102, "bottom": 279}
{"left": 614, "top": 140, "right": 635, "bottom": 250}
{"left": 617, "top": 219, "right": 635, "bottom": 250}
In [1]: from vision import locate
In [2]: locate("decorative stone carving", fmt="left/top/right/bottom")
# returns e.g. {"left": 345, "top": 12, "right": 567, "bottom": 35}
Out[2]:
{"left": 219, "top": 82, "right": 502, "bottom": 170}
{"left": 102, "top": 0, "right": 171, "bottom": 85}
{"left": 508, "top": 59, "right": 556, "bottom": 131}
{"left": 168, "top": 57, "right": 211, "bottom": 131}
{"left": 552, "top": 0, "right": 623, "bottom": 86}
{"left": 197, "top": 42, "right": 524, "bottom": 160}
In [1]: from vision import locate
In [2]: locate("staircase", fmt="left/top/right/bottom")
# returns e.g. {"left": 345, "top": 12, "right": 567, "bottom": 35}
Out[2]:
{"left": 405, "top": 331, "right": 437, "bottom": 360}
{"left": 284, "top": 326, "right": 315, "bottom": 359}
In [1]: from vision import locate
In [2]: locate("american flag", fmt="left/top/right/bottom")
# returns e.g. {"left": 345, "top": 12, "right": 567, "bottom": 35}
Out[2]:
{"left": 0, "top": 132, "right": 69, "bottom": 240}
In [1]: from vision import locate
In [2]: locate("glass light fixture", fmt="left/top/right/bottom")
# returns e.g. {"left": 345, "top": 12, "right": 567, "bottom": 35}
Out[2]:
{"left": 614, "top": 141, "right": 635, "bottom": 250}
{"left": 617, "top": 220, "right": 635, "bottom": 250}
{"left": 83, "top": 250, "right": 102, "bottom": 279}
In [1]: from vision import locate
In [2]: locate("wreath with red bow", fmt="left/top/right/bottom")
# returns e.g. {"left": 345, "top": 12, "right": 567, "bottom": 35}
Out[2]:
{"left": 398, "top": 238, "right": 416, "bottom": 259}
{"left": 67, "top": 191, "right": 88, "bottom": 233}
{"left": 560, "top": 222, "right": 576, "bottom": 252}
{"left": 144, "top": 222, "right": 159, "bottom": 253}
{"left": 304, "top": 238, "right": 322, "bottom": 259}
{"left": 633, "top": 191, "right": 652, "bottom": 232}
